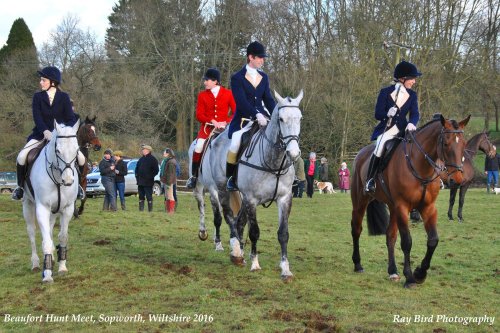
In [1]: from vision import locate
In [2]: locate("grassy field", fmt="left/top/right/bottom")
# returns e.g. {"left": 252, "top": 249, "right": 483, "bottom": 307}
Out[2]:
{"left": 0, "top": 189, "right": 498, "bottom": 333}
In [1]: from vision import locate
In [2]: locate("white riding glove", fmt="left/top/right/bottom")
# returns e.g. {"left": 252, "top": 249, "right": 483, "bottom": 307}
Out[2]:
{"left": 406, "top": 123, "right": 417, "bottom": 132}
{"left": 43, "top": 130, "right": 52, "bottom": 141}
{"left": 387, "top": 107, "right": 398, "bottom": 118}
{"left": 256, "top": 113, "right": 268, "bottom": 127}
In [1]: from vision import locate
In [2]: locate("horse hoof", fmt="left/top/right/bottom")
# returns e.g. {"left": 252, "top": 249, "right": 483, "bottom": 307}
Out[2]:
{"left": 42, "top": 276, "right": 54, "bottom": 283}
{"left": 230, "top": 256, "right": 246, "bottom": 266}
{"left": 32, "top": 267, "right": 40, "bottom": 273}
{"left": 214, "top": 242, "right": 224, "bottom": 251}
{"left": 198, "top": 231, "right": 208, "bottom": 241}
{"left": 281, "top": 275, "right": 294, "bottom": 283}
{"left": 58, "top": 269, "right": 68, "bottom": 276}
{"left": 389, "top": 274, "right": 401, "bottom": 282}
{"left": 404, "top": 282, "right": 417, "bottom": 289}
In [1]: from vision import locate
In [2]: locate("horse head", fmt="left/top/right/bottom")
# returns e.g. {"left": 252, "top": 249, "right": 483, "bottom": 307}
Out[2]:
{"left": 479, "top": 132, "right": 496, "bottom": 158}
{"left": 52, "top": 120, "right": 81, "bottom": 186}
{"left": 438, "top": 114, "right": 470, "bottom": 187}
{"left": 78, "top": 116, "right": 102, "bottom": 151}
{"left": 273, "top": 90, "right": 303, "bottom": 161}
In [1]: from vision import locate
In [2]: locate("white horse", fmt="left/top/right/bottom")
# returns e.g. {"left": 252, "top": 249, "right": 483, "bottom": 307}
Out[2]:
{"left": 23, "top": 120, "right": 80, "bottom": 282}
{"left": 196, "top": 91, "right": 303, "bottom": 280}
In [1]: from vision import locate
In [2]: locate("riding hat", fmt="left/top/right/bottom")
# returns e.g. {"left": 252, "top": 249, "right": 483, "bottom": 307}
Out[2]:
{"left": 246, "top": 41, "right": 267, "bottom": 58}
{"left": 37, "top": 66, "right": 62, "bottom": 84}
{"left": 394, "top": 61, "right": 421, "bottom": 79}
{"left": 203, "top": 68, "right": 220, "bottom": 83}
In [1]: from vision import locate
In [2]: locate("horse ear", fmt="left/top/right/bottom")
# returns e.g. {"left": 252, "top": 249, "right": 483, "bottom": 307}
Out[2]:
{"left": 459, "top": 115, "right": 471, "bottom": 128}
{"left": 85, "top": 115, "right": 90, "bottom": 122}
{"left": 73, "top": 119, "right": 81, "bottom": 132}
{"left": 295, "top": 90, "right": 304, "bottom": 104}
{"left": 274, "top": 90, "right": 285, "bottom": 104}
{"left": 439, "top": 114, "right": 446, "bottom": 126}
{"left": 92, "top": 116, "right": 96, "bottom": 122}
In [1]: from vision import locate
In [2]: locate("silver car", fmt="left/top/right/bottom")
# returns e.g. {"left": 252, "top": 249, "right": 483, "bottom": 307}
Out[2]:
{"left": 86, "top": 159, "right": 162, "bottom": 197}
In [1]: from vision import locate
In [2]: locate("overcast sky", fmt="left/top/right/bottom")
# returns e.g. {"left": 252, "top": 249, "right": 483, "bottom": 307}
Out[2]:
{"left": 0, "top": 0, "right": 117, "bottom": 48}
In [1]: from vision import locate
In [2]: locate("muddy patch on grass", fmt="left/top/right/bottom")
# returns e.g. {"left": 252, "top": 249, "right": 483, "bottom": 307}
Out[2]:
{"left": 269, "top": 309, "right": 340, "bottom": 332}
{"left": 160, "top": 262, "right": 194, "bottom": 276}
{"left": 93, "top": 238, "right": 112, "bottom": 246}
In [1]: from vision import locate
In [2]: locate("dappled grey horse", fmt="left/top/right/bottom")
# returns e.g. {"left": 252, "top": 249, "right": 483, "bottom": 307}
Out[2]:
{"left": 195, "top": 90, "right": 303, "bottom": 280}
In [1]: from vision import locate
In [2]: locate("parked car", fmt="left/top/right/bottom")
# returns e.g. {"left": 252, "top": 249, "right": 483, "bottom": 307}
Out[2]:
{"left": 0, "top": 172, "right": 17, "bottom": 194}
{"left": 86, "top": 159, "right": 162, "bottom": 197}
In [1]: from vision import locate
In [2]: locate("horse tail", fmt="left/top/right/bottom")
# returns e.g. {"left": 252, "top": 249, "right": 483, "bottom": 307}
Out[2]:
{"left": 366, "top": 200, "right": 389, "bottom": 235}
{"left": 229, "top": 192, "right": 241, "bottom": 216}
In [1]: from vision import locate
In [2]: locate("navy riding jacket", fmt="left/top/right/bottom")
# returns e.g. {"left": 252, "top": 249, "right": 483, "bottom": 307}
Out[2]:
{"left": 371, "top": 85, "right": 419, "bottom": 141}
{"left": 28, "top": 90, "right": 77, "bottom": 141}
{"left": 228, "top": 66, "right": 276, "bottom": 138}
{"left": 135, "top": 153, "right": 159, "bottom": 187}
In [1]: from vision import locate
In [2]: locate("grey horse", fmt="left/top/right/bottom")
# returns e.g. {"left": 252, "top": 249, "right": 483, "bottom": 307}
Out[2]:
{"left": 191, "top": 90, "right": 303, "bottom": 280}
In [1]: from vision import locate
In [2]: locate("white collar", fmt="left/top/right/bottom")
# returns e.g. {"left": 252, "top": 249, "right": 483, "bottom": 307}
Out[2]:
{"left": 246, "top": 65, "right": 258, "bottom": 77}
{"left": 210, "top": 85, "right": 220, "bottom": 97}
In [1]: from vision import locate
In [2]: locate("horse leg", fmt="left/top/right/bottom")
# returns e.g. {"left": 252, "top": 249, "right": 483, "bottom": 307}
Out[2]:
{"left": 413, "top": 204, "right": 439, "bottom": 284}
{"left": 457, "top": 184, "right": 469, "bottom": 223}
{"left": 447, "top": 186, "right": 457, "bottom": 221}
{"left": 78, "top": 197, "right": 87, "bottom": 216}
{"left": 220, "top": 193, "right": 244, "bottom": 264}
{"left": 36, "top": 205, "right": 54, "bottom": 283}
{"left": 351, "top": 199, "right": 369, "bottom": 273}
{"left": 209, "top": 193, "right": 224, "bottom": 251}
{"left": 395, "top": 207, "right": 416, "bottom": 288}
{"left": 386, "top": 213, "right": 400, "bottom": 281}
{"left": 193, "top": 185, "right": 208, "bottom": 241}
{"left": 23, "top": 201, "right": 40, "bottom": 271}
{"left": 57, "top": 206, "right": 73, "bottom": 275}
{"left": 277, "top": 194, "right": 293, "bottom": 281}
{"left": 243, "top": 202, "right": 260, "bottom": 272}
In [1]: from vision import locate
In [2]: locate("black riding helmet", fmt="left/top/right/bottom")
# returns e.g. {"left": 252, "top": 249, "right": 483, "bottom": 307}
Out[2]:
{"left": 394, "top": 61, "right": 421, "bottom": 79}
{"left": 203, "top": 68, "right": 221, "bottom": 84}
{"left": 246, "top": 41, "right": 267, "bottom": 58}
{"left": 37, "top": 66, "right": 62, "bottom": 85}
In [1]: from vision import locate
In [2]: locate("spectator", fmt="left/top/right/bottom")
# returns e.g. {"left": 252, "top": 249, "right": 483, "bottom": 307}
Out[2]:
{"left": 319, "top": 157, "right": 329, "bottom": 182}
{"left": 484, "top": 145, "right": 499, "bottom": 193}
{"left": 338, "top": 162, "right": 350, "bottom": 193}
{"left": 292, "top": 157, "right": 306, "bottom": 198}
{"left": 99, "top": 149, "right": 117, "bottom": 211}
{"left": 113, "top": 150, "right": 128, "bottom": 210}
{"left": 160, "top": 148, "right": 178, "bottom": 214}
{"left": 304, "top": 152, "right": 319, "bottom": 198}
{"left": 135, "top": 144, "right": 159, "bottom": 212}
{"left": 173, "top": 161, "right": 181, "bottom": 210}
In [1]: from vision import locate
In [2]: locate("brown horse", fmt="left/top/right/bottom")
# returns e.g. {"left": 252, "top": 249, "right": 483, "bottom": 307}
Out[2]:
{"left": 350, "top": 115, "right": 470, "bottom": 288}
{"left": 447, "top": 132, "right": 495, "bottom": 222}
{"left": 74, "top": 116, "right": 101, "bottom": 217}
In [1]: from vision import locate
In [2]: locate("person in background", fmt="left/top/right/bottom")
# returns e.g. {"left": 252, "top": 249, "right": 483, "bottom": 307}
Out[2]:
{"left": 338, "top": 161, "right": 350, "bottom": 193}
{"left": 12, "top": 66, "right": 86, "bottom": 201}
{"left": 160, "top": 148, "right": 177, "bottom": 214}
{"left": 99, "top": 149, "right": 116, "bottom": 211}
{"left": 186, "top": 68, "right": 235, "bottom": 189}
{"left": 113, "top": 150, "right": 128, "bottom": 210}
{"left": 292, "top": 156, "right": 306, "bottom": 198}
{"left": 173, "top": 161, "right": 181, "bottom": 210}
{"left": 135, "top": 144, "right": 159, "bottom": 212}
{"left": 304, "top": 152, "right": 319, "bottom": 198}
{"left": 365, "top": 60, "right": 422, "bottom": 193}
{"left": 319, "top": 157, "right": 329, "bottom": 182}
{"left": 225, "top": 41, "right": 276, "bottom": 191}
{"left": 484, "top": 145, "right": 499, "bottom": 193}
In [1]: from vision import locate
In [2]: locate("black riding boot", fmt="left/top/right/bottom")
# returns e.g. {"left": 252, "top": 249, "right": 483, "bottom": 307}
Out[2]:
{"left": 226, "top": 162, "right": 238, "bottom": 191}
{"left": 147, "top": 201, "right": 153, "bottom": 212}
{"left": 186, "top": 161, "right": 199, "bottom": 189}
{"left": 11, "top": 163, "right": 26, "bottom": 200}
{"left": 365, "top": 155, "right": 381, "bottom": 193}
{"left": 139, "top": 200, "right": 145, "bottom": 211}
{"left": 77, "top": 164, "right": 85, "bottom": 200}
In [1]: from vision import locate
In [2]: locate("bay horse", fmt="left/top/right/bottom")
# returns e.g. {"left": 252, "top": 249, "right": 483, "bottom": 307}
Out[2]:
{"left": 74, "top": 116, "right": 101, "bottom": 217}
{"left": 351, "top": 115, "right": 470, "bottom": 288}
{"left": 447, "top": 132, "right": 495, "bottom": 222}
{"left": 197, "top": 91, "right": 302, "bottom": 281}
{"left": 23, "top": 120, "right": 80, "bottom": 282}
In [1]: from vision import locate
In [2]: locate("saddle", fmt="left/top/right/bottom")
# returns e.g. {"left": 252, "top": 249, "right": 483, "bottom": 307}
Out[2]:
{"left": 378, "top": 137, "right": 403, "bottom": 173}
{"left": 234, "top": 123, "right": 260, "bottom": 179}
{"left": 25, "top": 140, "right": 48, "bottom": 196}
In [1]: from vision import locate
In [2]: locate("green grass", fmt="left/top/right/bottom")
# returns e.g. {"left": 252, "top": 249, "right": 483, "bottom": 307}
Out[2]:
{"left": 0, "top": 190, "right": 498, "bottom": 333}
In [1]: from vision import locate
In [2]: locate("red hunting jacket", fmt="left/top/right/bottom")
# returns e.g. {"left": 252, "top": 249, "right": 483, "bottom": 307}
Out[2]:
{"left": 196, "top": 87, "right": 236, "bottom": 139}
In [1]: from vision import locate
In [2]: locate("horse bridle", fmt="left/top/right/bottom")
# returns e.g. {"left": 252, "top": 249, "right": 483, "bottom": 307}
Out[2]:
{"left": 405, "top": 127, "right": 464, "bottom": 184}
{"left": 46, "top": 134, "right": 79, "bottom": 186}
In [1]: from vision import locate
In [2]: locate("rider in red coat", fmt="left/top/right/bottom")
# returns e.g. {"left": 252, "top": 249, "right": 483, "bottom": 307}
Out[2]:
{"left": 186, "top": 68, "right": 236, "bottom": 188}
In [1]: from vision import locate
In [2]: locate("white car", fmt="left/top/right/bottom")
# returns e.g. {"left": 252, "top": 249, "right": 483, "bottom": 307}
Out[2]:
{"left": 86, "top": 159, "right": 162, "bottom": 197}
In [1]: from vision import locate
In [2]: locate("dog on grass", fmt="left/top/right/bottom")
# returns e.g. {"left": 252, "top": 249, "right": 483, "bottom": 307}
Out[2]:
{"left": 314, "top": 180, "right": 336, "bottom": 194}
{"left": 493, "top": 187, "right": 500, "bottom": 195}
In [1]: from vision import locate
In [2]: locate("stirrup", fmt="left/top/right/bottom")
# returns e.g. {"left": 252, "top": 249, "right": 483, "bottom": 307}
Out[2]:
{"left": 11, "top": 186, "right": 24, "bottom": 200}
{"left": 186, "top": 177, "right": 197, "bottom": 189}
{"left": 226, "top": 176, "right": 238, "bottom": 191}
{"left": 365, "top": 178, "right": 376, "bottom": 193}
{"left": 78, "top": 185, "right": 85, "bottom": 200}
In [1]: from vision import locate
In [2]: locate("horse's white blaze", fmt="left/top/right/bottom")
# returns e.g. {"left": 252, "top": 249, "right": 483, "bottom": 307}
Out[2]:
{"left": 250, "top": 254, "right": 261, "bottom": 271}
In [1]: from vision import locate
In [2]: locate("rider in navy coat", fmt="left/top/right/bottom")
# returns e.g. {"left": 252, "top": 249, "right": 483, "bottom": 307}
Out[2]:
{"left": 365, "top": 61, "right": 422, "bottom": 193}
{"left": 226, "top": 41, "right": 276, "bottom": 191}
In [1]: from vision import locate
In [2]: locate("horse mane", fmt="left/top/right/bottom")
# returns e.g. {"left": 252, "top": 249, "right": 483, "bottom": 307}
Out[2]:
{"left": 417, "top": 118, "right": 440, "bottom": 131}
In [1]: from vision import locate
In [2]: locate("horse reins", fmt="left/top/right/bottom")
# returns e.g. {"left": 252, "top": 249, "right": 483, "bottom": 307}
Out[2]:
{"left": 239, "top": 105, "right": 301, "bottom": 208}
